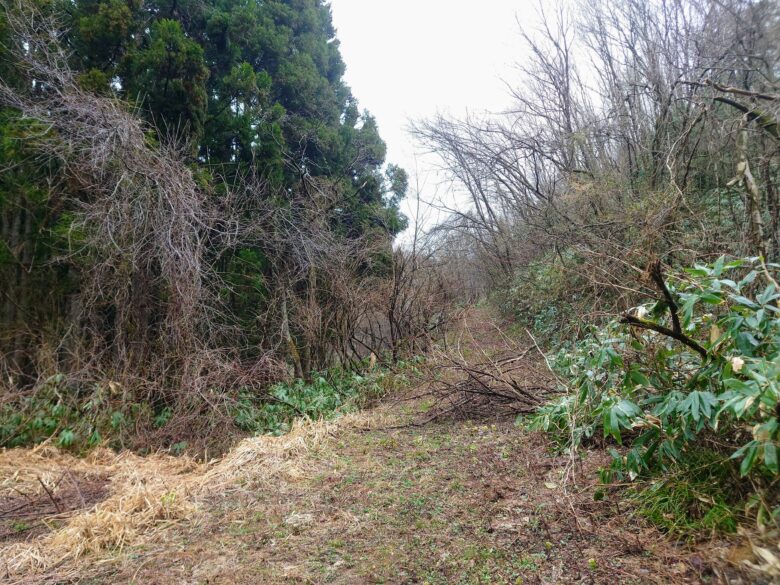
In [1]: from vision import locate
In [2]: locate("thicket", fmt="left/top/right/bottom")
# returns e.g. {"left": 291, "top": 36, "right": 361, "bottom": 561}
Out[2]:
{"left": 416, "top": 0, "right": 780, "bottom": 534}
{"left": 0, "top": 0, "right": 450, "bottom": 451}
{"left": 0, "top": 359, "right": 412, "bottom": 452}
{"left": 532, "top": 257, "right": 779, "bottom": 530}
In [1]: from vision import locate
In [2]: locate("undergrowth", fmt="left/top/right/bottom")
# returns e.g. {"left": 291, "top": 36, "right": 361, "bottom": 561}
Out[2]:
{"left": 0, "top": 359, "right": 419, "bottom": 452}
{"left": 0, "top": 374, "right": 141, "bottom": 451}
{"left": 231, "top": 363, "right": 414, "bottom": 436}
{"left": 524, "top": 256, "right": 780, "bottom": 534}
{"left": 500, "top": 251, "right": 594, "bottom": 348}
{"left": 627, "top": 449, "right": 743, "bottom": 538}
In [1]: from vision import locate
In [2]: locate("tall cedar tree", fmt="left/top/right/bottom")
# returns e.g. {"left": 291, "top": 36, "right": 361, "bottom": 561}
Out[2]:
{"left": 0, "top": 0, "right": 408, "bottom": 374}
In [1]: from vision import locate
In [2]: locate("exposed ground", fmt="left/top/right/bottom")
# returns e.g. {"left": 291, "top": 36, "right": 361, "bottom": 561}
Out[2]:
{"left": 0, "top": 310, "right": 772, "bottom": 584}
{"left": 1, "top": 472, "right": 110, "bottom": 544}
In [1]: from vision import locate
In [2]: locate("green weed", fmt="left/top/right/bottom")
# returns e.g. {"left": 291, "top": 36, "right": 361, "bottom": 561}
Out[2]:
{"left": 529, "top": 256, "right": 780, "bottom": 530}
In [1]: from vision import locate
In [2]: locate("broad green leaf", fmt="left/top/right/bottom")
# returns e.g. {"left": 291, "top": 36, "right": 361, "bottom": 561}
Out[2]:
{"left": 729, "top": 295, "right": 759, "bottom": 309}
{"left": 699, "top": 293, "right": 723, "bottom": 304}
{"left": 713, "top": 255, "right": 725, "bottom": 276}
{"left": 763, "top": 442, "right": 778, "bottom": 474}
{"left": 724, "top": 259, "right": 745, "bottom": 269}
{"left": 685, "top": 267, "right": 710, "bottom": 277}
{"left": 738, "top": 270, "right": 758, "bottom": 288}
{"left": 739, "top": 442, "right": 759, "bottom": 476}
{"left": 757, "top": 284, "right": 777, "bottom": 305}
{"left": 629, "top": 369, "right": 650, "bottom": 387}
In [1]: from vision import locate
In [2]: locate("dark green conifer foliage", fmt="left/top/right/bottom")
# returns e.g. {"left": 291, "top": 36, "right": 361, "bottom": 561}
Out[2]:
{"left": 0, "top": 0, "right": 407, "bottom": 381}
{"left": 123, "top": 18, "right": 210, "bottom": 139}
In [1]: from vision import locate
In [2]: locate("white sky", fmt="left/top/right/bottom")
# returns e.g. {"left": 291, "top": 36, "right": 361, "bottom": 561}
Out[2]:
{"left": 329, "top": 0, "right": 536, "bottom": 235}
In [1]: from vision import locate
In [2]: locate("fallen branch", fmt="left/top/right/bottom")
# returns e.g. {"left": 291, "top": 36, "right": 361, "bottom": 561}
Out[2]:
{"left": 621, "top": 260, "right": 708, "bottom": 358}
{"left": 621, "top": 314, "right": 708, "bottom": 358}
{"left": 36, "top": 476, "right": 61, "bottom": 514}
{"left": 420, "top": 331, "right": 555, "bottom": 422}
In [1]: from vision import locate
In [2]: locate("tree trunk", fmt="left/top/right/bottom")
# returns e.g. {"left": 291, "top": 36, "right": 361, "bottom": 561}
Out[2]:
{"left": 280, "top": 291, "right": 303, "bottom": 379}
{"left": 732, "top": 120, "right": 770, "bottom": 259}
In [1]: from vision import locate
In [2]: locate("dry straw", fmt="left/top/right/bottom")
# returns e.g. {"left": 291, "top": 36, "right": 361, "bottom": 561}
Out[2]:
{"left": 0, "top": 409, "right": 389, "bottom": 580}
{"left": 1, "top": 443, "right": 201, "bottom": 576}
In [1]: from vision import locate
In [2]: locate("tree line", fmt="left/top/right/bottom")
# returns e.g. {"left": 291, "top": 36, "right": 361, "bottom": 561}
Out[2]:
{"left": 415, "top": 0, "right": 780, "bottom": 528}
{"left": 417, "top": 0, "right": 779, "bottom": 318}
{"left": 0, "top": 0, "right": 449, "bottom": 446}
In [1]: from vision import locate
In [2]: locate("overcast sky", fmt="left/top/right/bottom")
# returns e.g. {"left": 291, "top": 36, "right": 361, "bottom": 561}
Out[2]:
{"left": 329, "top": 0, "right": 535, "bottom": 234}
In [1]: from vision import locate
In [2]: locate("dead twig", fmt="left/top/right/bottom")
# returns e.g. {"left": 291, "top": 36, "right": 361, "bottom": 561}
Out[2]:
{"left": 621, "top": 261, "right": 708, "bottom": 359}
{"left": 35, "top": 477, "right": 61, "bottom": 514}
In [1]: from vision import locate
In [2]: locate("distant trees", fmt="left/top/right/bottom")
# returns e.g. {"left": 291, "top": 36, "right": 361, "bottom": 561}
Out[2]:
{"left": 409, "top": 2, "right": 780, "bottom": 528}
{"left": 414, "top": 0, "right": 780, "bottom": 316}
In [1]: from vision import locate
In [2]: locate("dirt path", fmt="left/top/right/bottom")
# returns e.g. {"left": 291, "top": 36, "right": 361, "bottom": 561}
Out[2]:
{"left": 1, "top": 309, "right": 747, "bottom": 584}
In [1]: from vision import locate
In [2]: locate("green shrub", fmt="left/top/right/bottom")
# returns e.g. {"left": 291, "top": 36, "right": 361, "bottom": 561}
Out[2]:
{"left": 528, "top": 256, "right": 779, "bottom": 526}
{"left": 231, "top": 366, "right": 394, "bottom": 436}
{"left": 0, "top": 374, "right": 140, "bottom": 450}
{"left": 501, "top": 256, "right": 581, "bottom": 345}
{"left": 628, "top": 450, "right": 741, "bottom": 538}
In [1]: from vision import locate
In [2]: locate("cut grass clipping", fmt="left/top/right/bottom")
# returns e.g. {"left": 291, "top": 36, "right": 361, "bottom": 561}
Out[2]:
{"left": 0, "top": 410, "right": 389, "bottom": 578}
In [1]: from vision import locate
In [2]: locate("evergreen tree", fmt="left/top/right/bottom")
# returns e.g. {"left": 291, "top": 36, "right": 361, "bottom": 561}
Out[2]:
{"left": 0, "top": 0, "right": 407, "bottom": 379}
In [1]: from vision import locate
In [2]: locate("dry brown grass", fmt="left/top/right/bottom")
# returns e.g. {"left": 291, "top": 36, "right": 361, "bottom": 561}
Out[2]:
{"left": 0, "top": 408, "right": 396, "bottom": 582}
{"left": 1, "top": 444, "right": 201, "bottom": 577}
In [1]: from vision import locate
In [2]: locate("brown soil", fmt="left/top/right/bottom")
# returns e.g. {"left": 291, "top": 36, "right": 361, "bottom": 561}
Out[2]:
{"left": 0, "top": 472, "right": 110, "bottom": 543}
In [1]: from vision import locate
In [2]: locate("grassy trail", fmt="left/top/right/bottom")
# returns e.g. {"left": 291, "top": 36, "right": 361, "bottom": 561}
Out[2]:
{"left": 1, "top": 310, "right": 745, "bottom": 584}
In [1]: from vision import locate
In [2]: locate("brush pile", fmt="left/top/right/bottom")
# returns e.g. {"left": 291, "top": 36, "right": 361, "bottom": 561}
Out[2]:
{"left": 422, "top": 351, "right": 555, "bottom": 421}
{"left": 416, "top": 320, "right": 556, "bottom": 422}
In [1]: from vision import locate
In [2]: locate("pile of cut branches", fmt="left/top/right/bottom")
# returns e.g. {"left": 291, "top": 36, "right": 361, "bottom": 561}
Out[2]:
{"left": 418, "top": 324, "right": 556, "bottom": 422}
